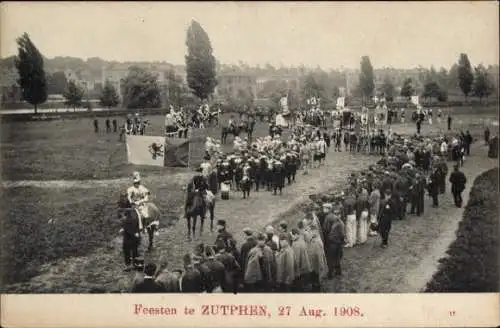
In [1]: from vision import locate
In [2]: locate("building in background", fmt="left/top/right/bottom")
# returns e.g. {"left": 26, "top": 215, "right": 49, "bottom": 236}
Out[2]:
{"left": 214, "top": 72, "right": 257, "bottom": 101}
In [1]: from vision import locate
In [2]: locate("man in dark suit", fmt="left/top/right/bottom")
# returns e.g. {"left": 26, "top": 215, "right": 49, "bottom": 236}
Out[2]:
{"left": 131, "top": 263, "right": 167, "bottom": 293}
{"left": 449, "top": 165, "right": 467, "bottom": 208}
{"left": 378, "top": 188, "right": 398, "bottom": 248}
{"left": 121, "top": 210, "right": 141, "bottom": 272}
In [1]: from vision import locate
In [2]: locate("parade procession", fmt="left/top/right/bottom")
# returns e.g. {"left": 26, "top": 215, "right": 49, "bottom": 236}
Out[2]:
{"left": 117, "top": 91, "right": 490, "bottom": 294}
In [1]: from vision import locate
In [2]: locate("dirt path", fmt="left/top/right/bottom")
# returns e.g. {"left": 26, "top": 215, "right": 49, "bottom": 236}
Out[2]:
{"left": 397, "top": 147, "right": 497, "bottom": 292}
{"left": 1, "top": 172, "right": 193, "bottom": 189}
{"left": 320, "top": 144, "right": 498, "bottom": 293}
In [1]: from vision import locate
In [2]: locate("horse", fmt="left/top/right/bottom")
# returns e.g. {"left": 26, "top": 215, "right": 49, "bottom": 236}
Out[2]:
{"left": 221, "top": 125, "right": 241, "bottom": 144}
{"left": 184, "top": 181, "right": 216, "bottom": 241}
{"left": 117, "top": 193, "right": 162, "bottom": 252}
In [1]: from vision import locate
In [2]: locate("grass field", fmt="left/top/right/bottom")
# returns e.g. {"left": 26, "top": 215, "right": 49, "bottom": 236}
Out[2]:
{"left": 0, "top": 107, "right": 498, "bottom": 292}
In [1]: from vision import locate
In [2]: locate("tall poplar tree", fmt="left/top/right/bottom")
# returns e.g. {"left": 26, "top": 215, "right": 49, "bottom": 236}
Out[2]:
{"left": 15, "top": 33, "right": 47, "bottom": 113}
{"left": 185, "top": 20, "right": 217, "bottom": 101}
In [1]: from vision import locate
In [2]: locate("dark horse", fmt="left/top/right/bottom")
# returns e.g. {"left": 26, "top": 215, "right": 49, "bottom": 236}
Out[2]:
{"left": 117, "top": 193, "right": 161, "bottom": 252}
{"left": 221, "top": 119, "right": 256, "bottom": 144}
{"left": 185, "top": 178, "right": 216, "bottom": 241}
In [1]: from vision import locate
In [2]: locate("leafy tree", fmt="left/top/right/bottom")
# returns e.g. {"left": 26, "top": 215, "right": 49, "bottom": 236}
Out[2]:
{"left": 14, "top": 33, "right": 48, "bottom": 113}
{"left": 437, "top": 89, "right": 448, "bottom": 102}
{"left": 301, "top": 73, "right": 323, "bottom": 101}
{"left": 122, "top": 66, "right": 161, "bottom": 109}
{"left": 63, "top": 80, "right": 84, "bottom": 110}
{"left": 166, "top": 70, "right": 184, "bottom": 108}
{"left": 458, "top": 53, "right": 474, "bottom": 100}
{"left": 473, "top": 65, "right": 494, "bottom": 103}
{"left": 422, "top": 81, "right": 441, "bottom": 102}
{"left": 380, "top": 75, "right": 395, "bottom": 102}
{"left": 99, "top": 80, "right": 120, "bottom": 108}
{"left": 185, "top": 20, "right": 217, "bottom": 101}
{"left": 358, "top": 56, "right": 375, "bottom": 103}
{"left": 400, "top": 78, "right": 414, "bottom": 100}
{"left": 47, "top": 71, "right": 68, "bottom": 95}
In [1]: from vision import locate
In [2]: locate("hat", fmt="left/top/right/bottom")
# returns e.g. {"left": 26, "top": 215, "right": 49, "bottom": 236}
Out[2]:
{"left": 264, "top": 225, "right": 274, "bottom": 234}
{"left": 279, "top": 221, "right": 288, "bottom": 229}
{"left": 217, "top": 219, "right": 226, "bottom": 227}
{"left": 242, "top": 228, "right": 253, "bottom": 236}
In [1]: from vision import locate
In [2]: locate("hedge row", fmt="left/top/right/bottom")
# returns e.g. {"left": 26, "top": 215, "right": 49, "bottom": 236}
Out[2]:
{"left": 425, "top": 168, "right": 499, "bottom": 292}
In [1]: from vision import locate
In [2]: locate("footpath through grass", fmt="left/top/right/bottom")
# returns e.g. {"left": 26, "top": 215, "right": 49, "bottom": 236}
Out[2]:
{"left": 425, "top": 168, "right": 499, "bottom": 292}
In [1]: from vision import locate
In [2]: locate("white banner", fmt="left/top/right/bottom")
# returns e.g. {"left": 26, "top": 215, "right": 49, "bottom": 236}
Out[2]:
{"left": 280, "top": 96, "right": 288, "bottom": 113}
{"left": 411, "top": 96, "right": 419, "bottom": 105}
{"left": 126, "top": 135, "right": 166, "bottom": 167}
{"left": 336, "top": 97, "right": 345, "bottom": 109}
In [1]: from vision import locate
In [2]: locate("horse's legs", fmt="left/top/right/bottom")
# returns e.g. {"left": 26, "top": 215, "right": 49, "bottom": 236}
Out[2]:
{"left": 192, "top": 215, "right": 197, "bottom": 239}
{"left": 147, "top": 227, "right": 154, "bottom": 251}
{"left": 209, "top": 205, "right": 215, "bottom": 232}
{"left": 186, "top": 216, "right": 192, "bottom": 241}
{"left": 199, "top": 215, "right": 205, "bottom": 237}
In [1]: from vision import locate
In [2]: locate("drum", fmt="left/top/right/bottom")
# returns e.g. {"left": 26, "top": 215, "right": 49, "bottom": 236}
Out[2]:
{"left": 220, "top": 182, "right": 230, "bottom": 200}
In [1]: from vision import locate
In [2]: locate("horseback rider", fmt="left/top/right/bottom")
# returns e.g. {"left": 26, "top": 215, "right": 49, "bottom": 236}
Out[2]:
{"left": 126, "top": 171, "right": 151, "bottom": 230}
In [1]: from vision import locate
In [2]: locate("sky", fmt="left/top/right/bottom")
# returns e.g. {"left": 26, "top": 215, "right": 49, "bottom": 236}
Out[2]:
{"left": 1, "top": 2, "right": 498, "bottom": 70}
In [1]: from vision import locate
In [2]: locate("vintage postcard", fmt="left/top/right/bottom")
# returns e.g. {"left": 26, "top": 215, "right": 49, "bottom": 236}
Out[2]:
{"left": 0, "top": 1, "right": 499, "bottom": 327}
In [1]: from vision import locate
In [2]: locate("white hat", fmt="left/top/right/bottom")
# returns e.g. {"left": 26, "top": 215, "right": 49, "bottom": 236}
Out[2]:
{"left": 132, "top": 171, "right": 141, "bottom": 182}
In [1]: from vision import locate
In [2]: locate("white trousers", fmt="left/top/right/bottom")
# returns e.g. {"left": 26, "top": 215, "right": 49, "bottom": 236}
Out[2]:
{"left": 345, "top": 214, "right": 357, "bottom": 247}
{"left": 369, "top": 214, "right": 378, "bottom": 235}
{"left": 357, "top": 210, "right": 369, "bottom": 244}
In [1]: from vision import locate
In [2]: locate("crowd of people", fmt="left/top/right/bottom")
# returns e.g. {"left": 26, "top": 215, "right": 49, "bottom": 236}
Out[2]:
{"left": 127, "top": 111, "right": 482, "bottom": 293}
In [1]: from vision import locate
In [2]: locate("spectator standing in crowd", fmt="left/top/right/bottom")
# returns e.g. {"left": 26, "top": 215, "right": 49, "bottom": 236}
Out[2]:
{"left": 291, "top": 228, "right": 312, "bottom": 292}
{"left": 356, "top": 184, "right": 370, "bottom": 244}
{"left": 378, "top": 188, "right": 397, "bottom": 248}
{"left": 484, "top": 126, "right": 490, "bottom": 145}
{"left": 264, "top": 225, "right": 280, "bottom": 252}
{"left": 93, "top": 118, "right": 99, "bottom": 133}
{"left": 302, "top": 221, "right": 327, "bottom": 292}
{"left": 243, "top": 233, "right": 273, "bottom": 292}
{"left": 427, "top": 167, "right": 440, "bottom": 208}
{"left": 275, "top": 233, "right": 295, "bottom": 292}
{"left": 447, "top": 114, "right": 453, "bottom": 131}
{"left": 368, "top": 181, "right": 381, "bottom": 236}
{"left": 322, "top": 204, "right": 345, "bottom": 278}
{"left": 154, "top": 258, "right": 180, "bottom": 292}
{"left": 131, "top": 263, "right": 167, "bottom": 293}
{"left": 215, "top": 220, "right": 239, "bottom": 261}
{"left": 239, "top": 228, "right": 257, "bottom": 276}
{"left": 112, "top": 119, "right": 118, "bottom": 133}
{"left": 449, "top": 165, "right": 467, "bottom": 208}
{"left": 464, "top": 130, "right": 473, "bottom": 156}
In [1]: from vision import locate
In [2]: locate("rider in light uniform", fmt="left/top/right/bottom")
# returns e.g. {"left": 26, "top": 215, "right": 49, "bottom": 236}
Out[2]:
{"left": 127, "top": 172, "right": 150, "bottom": 230}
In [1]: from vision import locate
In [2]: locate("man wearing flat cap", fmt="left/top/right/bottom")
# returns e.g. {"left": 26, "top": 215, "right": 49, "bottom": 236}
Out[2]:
{"left": 322, "top": 203, "right": 345, "bottom": 278}
{"left": 239, "top": 228, "right": 257, "bottom": 276}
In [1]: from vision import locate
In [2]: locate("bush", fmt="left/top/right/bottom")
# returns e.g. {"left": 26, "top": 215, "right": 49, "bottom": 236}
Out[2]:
{"left": 425, "top": 168, "right": 499, "bottom": 292}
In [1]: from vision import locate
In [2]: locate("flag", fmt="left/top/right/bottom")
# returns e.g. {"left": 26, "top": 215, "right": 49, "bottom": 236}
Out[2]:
{"left": 280, "top": 96, "right": 289, "bottom": 114}
{"left": 126, "top": 135, "right": 166, "bottom": 167}
{"left": 411, "top": 96, "right": 419, "bottom": 106}
{"left": 336, "top": 97, "right": 345, "bottom": 109}
{"left": 164, "top": 137, "right": 190, "bottom": 167}
{"left": 126, "top": 135, "right": 190, "bottom": 167}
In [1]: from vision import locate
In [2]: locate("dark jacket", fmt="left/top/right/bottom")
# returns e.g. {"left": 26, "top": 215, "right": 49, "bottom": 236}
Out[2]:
{"left": 449, "top": 171, "right": 467, "bottom": 193}
{"left": 240, "top": 237, "right": 258, "bottom": 274}
{"left": 131, "top": 277, "right": 167, "bottom": 293}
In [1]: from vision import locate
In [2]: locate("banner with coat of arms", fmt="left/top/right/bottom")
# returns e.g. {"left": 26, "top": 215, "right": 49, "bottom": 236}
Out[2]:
{"left": 126, "top": 135, "right": 190, "bottom": 167}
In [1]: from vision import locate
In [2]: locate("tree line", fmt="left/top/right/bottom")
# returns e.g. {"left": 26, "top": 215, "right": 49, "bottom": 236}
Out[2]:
{"left": 357, "top": 53, "right": 495, "bottom": 105}
{"left": 9, "top": 23, "right": 496, "bottom": 114}
{"left": 11, "top": 21, "right": 217, "bottom": 114}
